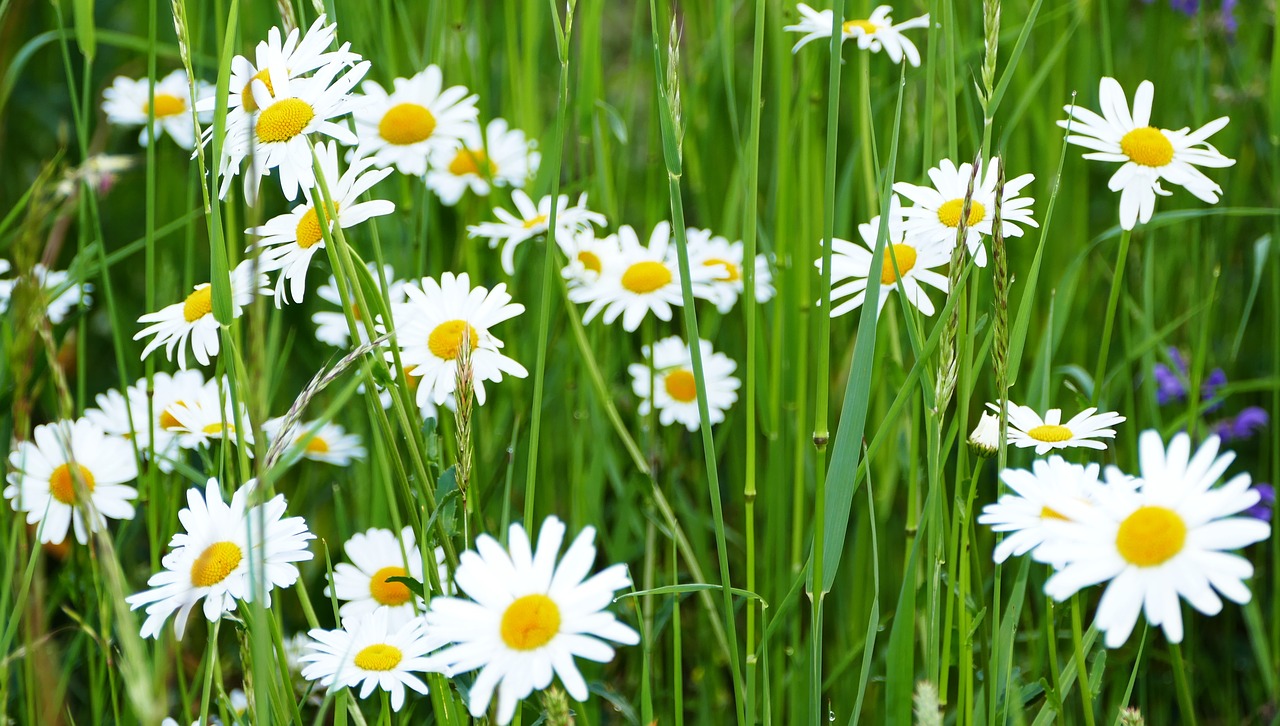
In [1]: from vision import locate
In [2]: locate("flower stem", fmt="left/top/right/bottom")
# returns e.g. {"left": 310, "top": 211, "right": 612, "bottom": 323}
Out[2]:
{"left": 1069, "top": 593, "right": 1096, "bottom": 726}
{"left": 1091, "top": 227, "right": 1132, "bottom": 405}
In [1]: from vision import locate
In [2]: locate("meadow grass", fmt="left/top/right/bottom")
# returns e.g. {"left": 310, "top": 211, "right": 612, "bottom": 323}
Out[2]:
{"left": 1, "top": 0, "right": 1278, "bottom": 723}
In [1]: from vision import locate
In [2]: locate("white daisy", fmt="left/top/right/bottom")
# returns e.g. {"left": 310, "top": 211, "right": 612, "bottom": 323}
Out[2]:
{"left": 426, "top": 516, "right": 639, "bottom": 725}
{"left": 164, "top": 378, "right": 256, "bottom": 453}
{"left": 568, "top": 222, "right": 717, "bottom": 332}
{"left": 468, "top": 191, "right": 607, "bottom": 275}
{"left": 1036, "top": 430, "right": 1271, "bottom": 648}
{"left": 784, "top": 3, "right": 930, "bottom": 66}
{"left": 818, "top": 195, "right": 950, "bottom": 317}
{"left": 629, "top": 336, "right": 741, "bottom": 431}
{"left": 126, "top": 478, "right": 314, "bottom": 639}
{"left": 987, "top": 400, "right": 1127, "bottom": 455}
{"left": 351, "top": 65, "right": 479, "bottom": 176}
{"left": 216, "top": 55, "right": 369, "bottom": 203}
{"left": 300, "top": 610, "right": 442, "bottom": 711}
{"left": 978, "top": 456, "right": 1107, "bottom": 565}
{"left": 327, "top": 526, "right": 446, "bottom": 627}
{"left": 1058, "top": 77, "right": 1235, "bottom": 230}
{"left": 892, "top": 157, "right": 1038, "bottom": 267}
{"left": 559, "top": 227, "right": 618, "bottom": 290}
{"left": 0, "top": 259, "right": 10, "bottom": 313}
{"left": 4, "top": 418, "right": 138, "bottom": 545}
{"left": 687, "top": 227, "right": 775, "bottom": 313}
{"left": 367, "top": 365, "right": 455, "bottom": 422}
{"left": 84, "top": 370, "right": 207, "bottom": 471}
{"left": 262, "top": 416, "right": 365, "bottom": 466}
{"left": 135, "top": 259, "right": 268, "bottom": 370}
{"left": 247, "top": 141, "right": 394, "bottom": 305}
{"left": 313, "top": 264, "right": 407, "bottom": 348}
{"left": 389, "top": 272, "right": 528, "bottom": 408}
{"left": 425, "top": 118, "right": 539, "bottom": 206}
{"left": 967, "top": 411, "right": 1000, "bottom": 458}
{"left": 1, "top": 263, "right": 94, "bottom": 323}
{"left": 102, "top": 69, "right": 212, "bottom": 149}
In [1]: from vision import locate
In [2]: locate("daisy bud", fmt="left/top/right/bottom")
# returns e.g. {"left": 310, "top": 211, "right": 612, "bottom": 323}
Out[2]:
{"left": 968, "top": 411, "right": 1000, "bottom": 458}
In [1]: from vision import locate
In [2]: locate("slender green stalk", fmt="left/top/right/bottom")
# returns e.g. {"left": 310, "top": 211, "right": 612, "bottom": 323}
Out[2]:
{"left": 1091, "top": 228, "right": 1132, "bottom": 404}
{"left": 1170, "top": 642, "right": 1198, "bottom": 726}
{"left": 1070, "top": 594, "right": 1096, "bottom": 726}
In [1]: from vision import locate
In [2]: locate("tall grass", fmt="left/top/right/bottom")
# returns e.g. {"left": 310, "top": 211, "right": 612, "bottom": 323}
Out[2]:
{"left": 1, "top": 0, "right": 1278, "bottom": 723}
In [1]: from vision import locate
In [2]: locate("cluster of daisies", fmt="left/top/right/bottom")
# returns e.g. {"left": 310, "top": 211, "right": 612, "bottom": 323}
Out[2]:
{"left": 973, "top": 400, "right": 1271, "bottom": 648}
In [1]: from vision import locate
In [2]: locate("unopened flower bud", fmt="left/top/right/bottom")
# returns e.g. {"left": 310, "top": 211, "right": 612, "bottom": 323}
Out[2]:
{"left": 968, "top": 411, "right": 1000, "bottom": 458}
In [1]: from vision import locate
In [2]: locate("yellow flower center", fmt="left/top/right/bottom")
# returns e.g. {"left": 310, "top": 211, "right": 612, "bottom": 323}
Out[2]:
{"left": 159, "top": 404, "right": 187, "bottom": 431}
{"left": 1120, "top": 127, "right": 1174, "bottom": 168}
{"left": 843, "top": 19, "right": 877, "bottom": 34}
{"left": 379, "top": 103, "right": 437, "bottom": 145}
{"left": 190, "top": 541, "right": 243, "bottom": 587}
{"left": 294, "top": 204, "right": 339, "bottom": 250}
{"left": 1039, "top": 505, "right": 1069, "bottom": 521}
{"left": 1116, "top": 506, "right": 1187, "bottom": 567}
{"left": 524, "top": 214, "right": 549, "bottom": 229}
{"left": 304, "top": 436, "right": 330, "bottom": 455}
{"left": 1026, "top": 424, "right": 1073, "bottom": 443}
{"left": 354, "top": 644, "right": 403, "bottom": 672}
{"left": 577, "top": 250, "right": 602, "bottom": 273}
{"left": 937, "top": 198, "right": 986, "bottom": 228}
{"left": 500, "top": 594, "right": 561, "bottom": 651}
{"left": 428, "top": 320, "right": 480, "bottom": 361}
{"left": 704, "top": 258, "right": 741, "bottom": 282}
{"left": 143, "top": 93, "right": 187, "bottom": 118}
{"left": 49, "top": 464, "right": 96, "bottom": 505}
{"left": 448, "top": 148, "right": 495, "bottom": 177}
{"left": 202, "top": 422, "right": 234, "bottom": 436}
{"left": 369, "top": 565, "right": 413, "bottom": 606}
{"left": 880, "top": 244, "right": 918, "bottom": 285}
{"left": 256, "top": 98, "right": 314, "bottom": 144}
{"left": 403, "top": 366, "right": 421, "bottom": 392}
{"left": 621, "top": 261, "right": 672, "bottom": 293}
{"left": 241, "top": 69, "right": 275, "bottom": 112}
{"left": 183, "top": 286, "right": 213, "bottom": 323}
{"left": 664, "top": 369, "right": 698, "bottom": 403}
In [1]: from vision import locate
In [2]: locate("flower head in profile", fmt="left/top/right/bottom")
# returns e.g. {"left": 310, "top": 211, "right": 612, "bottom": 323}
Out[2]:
{"left": 425, "top": 118, "right": 539, "bottom": 206}
{"left": 262, "top": 417, "right": 365, "bottom": 466}
{"left": 1059, "top": 77, "right": 1235, "bottom": 230}
{"left": 568, "top": 222, "right": 717, "bottom": 332}
{"left": 4, "top": 419, "right": 138, "bottom": 545}
{"left": 427, "top": 516, "right": 639, "bottom": 725}
{"left": 83, "top": 370, "right": 207, "bottom": 471}
{"left": 560, "top": 228, "right": 619, "bottom": 290}
{"left": 785, "top": 3, "right": 930, "bottom": 66}
{"left": 163, "top": 377, "right": 256, "bottom": 453}
{"left": 988, "top": 400, "right": 1126, "bottom": 455}
{"left": 979, "top": 456, "right": 1106, "bottom": 565}
{"left": 629, "top": 336, "right": 740, "bottom": 431}
{"left": 102, "top": 69, "right": 212, "bottom": 149}
{"left": 389, "top": 272, "right": 528, "bottom": 408}
{"left": 300, "top": 611, "right": 443, "bottom": 711}
{"left": 247, "top": 141, "right": 394, "bottom": 305}
{"left": 687, "top": 228, "right": 775, "bottom": 314}
{"left": 1035, "top": 431, "right": 1270, "bottom": 647}
{"left": 893, "top": 157, "right": 1037, "bottom": 267}
{"left": 126, "top": 478, "right": 314, "bottom": 639}
{"left": 135, "top": 260, "right": 268, "bottom": 369}
{"left": 818, "top": 195, "right": 950, "bottom": 318}
{"left": 351, "top": 65, "right": 479, "bottom": 176}
{"left": 468, "top": 191, "right": 607, "bottom": 275}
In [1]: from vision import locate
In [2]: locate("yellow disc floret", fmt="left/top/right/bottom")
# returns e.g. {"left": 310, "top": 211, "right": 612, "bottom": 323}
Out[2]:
{"left": 1116, "top": 506, "right": 1187, "bottom": 567}
{"left": 256, "top": 98, "right": 315, "bottom": 144}
{"left": 369, "top": 565, "right": 413, "bottom": 606}
{"left": 143, "top": 93, "right": 187, "bottom": 118}
{"left": 379, "top": 103, "right": 437, "bottom": 145}
{"left": 241, "top": 69, "right": 275, "bottom": 112}
{"left": 621, "top": 261, "right": 672, "bottom": 293}
{"left": 49, "top": 464, "right": 96, "bottom": 505}
{"left": 1120, "top": 127, "right": 1175, "bottom": 168}
{"left": 190, "top": 541, "right": 243, "bottom": 587}
{"left": 1026, "top": 424, "right": 1073, "bottom": 443}
{"left": 354, "top": 644, "right": 404, "bottom": 671}
{"left": 428, "top": 320, "right": 480, "bottom": 361}
{"left": 937, "top": 198, "right": 986, "bottom": 228}
{"left": 500, "top": 594, "right": 561, "bottom": 651}
{"left": 880, "top": 244, "right": 918, "bottom": 285}
{"left": 183, "top": 286, "right": 214, "bottom": 323}
{"left": 664, "top": 369, "right": 698, "bottom": 403}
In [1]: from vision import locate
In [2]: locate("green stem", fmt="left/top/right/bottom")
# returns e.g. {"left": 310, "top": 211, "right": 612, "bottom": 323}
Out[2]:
{"left": 1069, "top": 594, "right": 1096, "bottom": 726}
{"left": 1091, "top": 228, "right": 1132, "bottom": 405}
{"left": 1170, "top": 641, "right": 1199, "bottom": 726}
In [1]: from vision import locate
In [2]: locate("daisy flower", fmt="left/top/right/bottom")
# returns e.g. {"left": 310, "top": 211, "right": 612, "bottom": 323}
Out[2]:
{"left": 84, "top": 370, "right": 207, "bottom": 471}
{"left": 300, "top": 610, "right": 442, "bottom": 711}
{"left": 327, "top": 526, "right": 445, "bottom": 626}
{"left": 135, "top": 259, "right": 268, "bottom": 370}
{"left": 126, "top": 478, "right": 314, "bottom": 639}
{"left": 468, "top": 191, "right": 607, "bottom": 275}
{"left": 425, "top": 118, "right": 539, "bottom": 206}
{"left": 1035, "top": 430, "right": 1271, "bottom": 648}
{"left": 629, "top": 336, "right": 741, "bottom": 431}
{"left": 389, "top": 272, "right": 528, "bottom": 408}
{"left": 687, "top": 227, "right": 775, "bottom": 313}
{"left": 987, "top": 400, "right": 1127, "bottom": 455}
{"left": 1059, "top": 77, "right": 1235, "bottom": 230}
{"left": 967, "top": 411, "right": 1000, "bottom": 458}
{"left": 0, "top": 259, "right": 10, "bottom": 313}
{"left": 427, "top": 516, "right": 639, "bottom": 725}
{"left": 216, "top": 56, "right": 369, "bottom": 203}
{"left": 313, "top": 264, "right": 407, "bottom": 348}
{"left": 4, "top": 418, "right": 138, "bottom": 545}
{"left": 248, "top": 141, "right": 395, "bottom": 305}
{"left": 560, "top": 228, "right": 619, "bottom": 290}
{"left": 784, "top": 3, "right": 930, "bottom": 66}
{"left": 351, "top": 65, "right": 479, "bottom": 176}
{"left": 818, "top": 195, "right": 950, "bottom": 317}
{"left": 1, "top": 262, "right": 94, "bottom": 323}
{"left": 978, "top": 456, "right": 1107, "bottom": 565}
{"left": 892, "top": 157, "right": 1038, "bottom": 267}
{"left": 102, "top": 69, "right": 212, "bottom": 149}
{"left": 164, "top": 378, "right": 256, "bottom": 452}
{"left": 262, "top": 416, "right": 365, "bottom": 466}
{"left": 568, "top": 222, "right": 717, "bottom": 332}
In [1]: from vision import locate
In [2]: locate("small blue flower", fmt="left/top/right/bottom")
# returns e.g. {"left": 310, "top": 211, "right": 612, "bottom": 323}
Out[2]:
{"left": 1244, "top": 483, "right": 1275, "bottom": 522}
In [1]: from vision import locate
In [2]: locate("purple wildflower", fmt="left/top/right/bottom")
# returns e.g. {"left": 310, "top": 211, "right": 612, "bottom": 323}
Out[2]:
{"left": 1244, "top": 483, "right": 1275, "bottom": 522}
